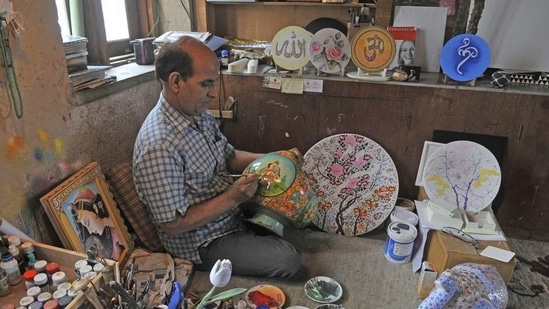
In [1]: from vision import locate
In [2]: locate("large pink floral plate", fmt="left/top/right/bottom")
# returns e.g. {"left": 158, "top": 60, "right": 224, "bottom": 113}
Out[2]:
{"left": 423, "top": 140, "right": 501, "bottom": 212}
{"left": 302, "top": 134, "right": 399, "bottom": 236}
{"left": 308, "top": 28, "right": 350, "bottom": 75}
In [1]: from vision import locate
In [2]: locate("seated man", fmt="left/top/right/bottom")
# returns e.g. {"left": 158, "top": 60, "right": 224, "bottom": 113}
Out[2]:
{"left": 133, "top": 36, "right": 301, "bottom": 278}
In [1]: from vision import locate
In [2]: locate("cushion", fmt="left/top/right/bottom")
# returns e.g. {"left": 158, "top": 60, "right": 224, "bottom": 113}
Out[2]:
{"left": 105, "top": 159, "right": 165, "bottom": 252}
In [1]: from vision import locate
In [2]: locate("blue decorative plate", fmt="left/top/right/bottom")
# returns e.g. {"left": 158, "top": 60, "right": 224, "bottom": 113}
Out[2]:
{"left": 440, "top": 34, "right": 491, "bottom": 82}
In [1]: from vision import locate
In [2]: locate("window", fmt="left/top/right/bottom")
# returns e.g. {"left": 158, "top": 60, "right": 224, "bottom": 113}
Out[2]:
{"left": 56, "top": 0, "right": 156, "bottom": 66}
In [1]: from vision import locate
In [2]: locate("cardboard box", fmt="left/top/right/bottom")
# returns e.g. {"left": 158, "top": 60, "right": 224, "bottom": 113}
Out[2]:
{"left": 3, "top": 241, "right": 118, "bottom": 308}
{"left": 424, "top": 230, "right": 517, "bottom": 285}
{"left": 417, "top": 261, "right": 437, "bottom": 298}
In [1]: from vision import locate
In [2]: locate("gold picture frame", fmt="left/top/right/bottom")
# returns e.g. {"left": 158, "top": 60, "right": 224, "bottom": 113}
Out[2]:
{"left": 40, "top": 162, "right": 133, "bottom": 264}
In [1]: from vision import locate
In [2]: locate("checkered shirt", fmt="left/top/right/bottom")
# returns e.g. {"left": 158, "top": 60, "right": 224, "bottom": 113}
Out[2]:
{"left": 133, "top": 94, "right": 243, "bottom": 263}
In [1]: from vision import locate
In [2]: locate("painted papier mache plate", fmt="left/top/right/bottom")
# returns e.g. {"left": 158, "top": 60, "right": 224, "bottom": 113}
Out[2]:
{"left": 350, "top": 26, "right": 396, "bottom": 73}
{"left": 308, "top": 28, "right": 351, "bottom": 76}
{"left": 439, "top": 33, "right": 491, "bottom": 82}
{"left": 302, "top": 134, "right": 399, "bottom": 236}
{"left": 423, "top": 140, "right": 501, "bottom": 213}
{"left": 271, "top": 26, "right": 312, "bottom": 71}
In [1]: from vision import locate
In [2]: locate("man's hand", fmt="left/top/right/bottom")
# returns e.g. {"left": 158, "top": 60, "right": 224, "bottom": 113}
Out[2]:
{"left": 226, "top": 173, "right": 259, "bottom": 205}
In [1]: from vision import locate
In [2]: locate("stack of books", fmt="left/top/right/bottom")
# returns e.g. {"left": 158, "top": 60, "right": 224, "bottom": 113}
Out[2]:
{"left": 63, "top": 35, "right": 116, "bottom": 91}
{"left": 63, "top": 35, "right": 89, "bottom": 73}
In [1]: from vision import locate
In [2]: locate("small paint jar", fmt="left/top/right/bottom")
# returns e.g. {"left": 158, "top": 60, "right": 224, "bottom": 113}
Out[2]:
{"left": 51, "top": 271, "right": 67, "bottom": 290}
{"left": 38, "top": 291, "right": 53, "bottom": 303}
{"left": 28, "top": 301, "right": 43, "bottom": 309}
{"left": 23, "top": 269, "right": 38, "bottom": 290}
{"left": 57, "top": 295, "right": 72, "bottom": 308}
{"left": 43, "top": 300, "right": 59, "bottom": 309}
{"left": 27, "top": 286, "right": 42, "bottom": 299}
{"left": 57, "top": 282, "right": 72, "bottom": 293}
{"left": 34, "top": 260, "right": 48, "bottom": 273}
{"left": 52, "top": 289, "right": 67, "bottom": 301}
{"left": 34, "top": 272, "right": 50, "bottom": 293}
{"left": 0, "top": 269, "right": 11, "bottom": 296}
{"left": 19, "top": 296, "right": 34, "bottom": 308}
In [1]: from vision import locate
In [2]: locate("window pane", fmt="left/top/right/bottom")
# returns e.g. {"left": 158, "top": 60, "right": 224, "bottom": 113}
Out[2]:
{"left": 55, "top": 0, "right": 71, "bottom": 37}
{"left": 101, "top": 0, "right": 129, "bottom": 41}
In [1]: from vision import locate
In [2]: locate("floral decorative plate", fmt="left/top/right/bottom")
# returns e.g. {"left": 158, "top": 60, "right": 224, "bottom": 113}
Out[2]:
{"left": 245, "top": 284, "right": 286, "bottom": 309}
{"left": 350, "top": 26, "right": 396, "bottom": 73}
{"left": 423, "top": 140, "right": 501, "bottom": 212}
{"left": 308, "top": 28, "right": 351, "bottom": 75}
{"left": 271, "top": 26, "right": 312, "bottom": 71}
{"left": 440, "top": 34, "right": 491, "bottom": 82}
{"left": 304, "top": 276, "right": 343, "bottom": 304}
{"left": 302, "top": 134, "right": 399, "bottom": 236}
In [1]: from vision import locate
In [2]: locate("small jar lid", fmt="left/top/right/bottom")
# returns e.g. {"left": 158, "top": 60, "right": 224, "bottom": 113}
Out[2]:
{"left": 27, "top": 286, "right": 42, "bottom": 297}
{"left": 52, "top": 289, "right": 67, "bottom": 300}
{"left": 34, "top": 260, "right": 48, "bottom": 272}
{"left": 57, "top": 295, "right": 72, "bottom": 306}
{"left": 19, "top": 296, "right": 35, "bottom": 306}
{"left": 43, "top": 300, "right": 59, "bottom": 309}
{"left": 83, "top": 271, "right": 97, "bottom": 280}
{"left": 46, "top": 262, "right": 60, "bottom": 274}
{"left": 52, "top": 271, "right": 67, "bottom": 284}
{"left": 21, "top": 242, "right": 34, "bottom": 253}
{"left": 57, "top": 282, "right": 72, "bottom": 292}
{"left": 23, "top": 269, "right": 38, "bottom": 281}
{"left": 37, "top": 291, "right": 52, "bottom": 302}
{"left": 74, "top": 259, "right": 88, "bottom": 270}
{"left": 79, "top": 265, "right": 93, "bottom": 277}
{"left": 7, "top": 235, "right": 21, "bottom": 246}
{"left": 28, "top": 301, "right": 43, "bottom": 309}
{"left": 92, "top": 263, "right": 104, "bottom": 272}
{"left": 33, "top": 273, "right": 48, "bottom": 285}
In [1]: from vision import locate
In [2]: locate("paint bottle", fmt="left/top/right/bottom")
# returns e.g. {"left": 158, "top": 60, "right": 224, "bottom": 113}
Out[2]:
{"left": 23, "top": 269, "right": 38, "bottom": 289}
{"left": 21, "top": 242, "right": 37, "bottom": 270}
{"left": 0, "top": 269, "right": 11, "bottom": 296}
{"left": 1, "top": 251, "right": 23, "bottom": 285}
{"left": 7, "top": 236, "right": 25, "bottom": 275}
{"left": 220, "top": 50, "right": 229, "bottom": 68}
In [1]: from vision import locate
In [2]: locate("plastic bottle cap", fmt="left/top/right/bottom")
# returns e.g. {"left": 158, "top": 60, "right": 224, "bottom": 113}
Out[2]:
{"left": 221, "top": 50, "right": 229, "bottom": 57}
{"left": 52, "top": 289, "right": 67, "bottom": 300}
{"left": 37, "top": 291, "right": 53, "bottom": 302}
{"left": 23, "top": 269, "right": 38, "bottom": 281}
{"left": 21, "top": 242, "right": 34, "bottom": 253}
{"left": 52, "top": 271, "right": 67, "bottom": 284}
{"left": 57, "top": 282, "right": 72, "bottom": 292}
{"left": 34, "top": 273, "right": 48, "bottom": 285}
{"left": 34, "top": 260, "right": 48, "bottom": 272}
{"left": 46, "top": 262, "right": 60, "bottom": 274}
{"left": 27, "top": 286, "right": 42, "bottom": 297}
{"left": 19, "top": 296, "right": 35, "bottom": 306}
{"left": 43, "top": 300, "right": 59, "bottom": 309}
{"left": 7, "top": 236, "right": 21, "bottom": 246}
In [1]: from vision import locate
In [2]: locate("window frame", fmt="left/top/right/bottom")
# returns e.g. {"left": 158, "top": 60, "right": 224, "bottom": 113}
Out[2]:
{"left": 79, "top": 0, "right": 156, "bottom": 66}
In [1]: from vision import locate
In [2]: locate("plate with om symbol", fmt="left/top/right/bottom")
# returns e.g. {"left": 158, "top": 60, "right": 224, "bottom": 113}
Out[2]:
{"left": 350, "top": 26, "right": 396, "bottom": 73}
{"left": 271, "top": 26, "right": 313, "bottom": 71}
{"left": 302, "top": 134, "right": 399, "bottom": 236}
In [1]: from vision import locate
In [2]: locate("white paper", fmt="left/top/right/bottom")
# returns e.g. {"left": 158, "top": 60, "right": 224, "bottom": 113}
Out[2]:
{"left": 472, "top": 0, "right": 549, "bottom": 72}
{"left": 480, "top": 246, "right": 515, "bottom": 263}
{"left": 393, "top": 6, "right": 448, "bottom": 73}
{"left": 0, "top": 218, "right": 33, "bottom": 241}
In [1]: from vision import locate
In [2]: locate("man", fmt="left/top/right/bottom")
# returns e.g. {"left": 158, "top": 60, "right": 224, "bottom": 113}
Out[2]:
{"left": 133, "top": 36, "right": 301, "bottom": 278}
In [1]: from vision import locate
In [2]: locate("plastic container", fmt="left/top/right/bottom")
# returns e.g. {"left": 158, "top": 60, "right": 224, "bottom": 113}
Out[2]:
{"left": 34, "top": 272, "right": 50, "bottom": 293}
{"left": 34, "top": 260, "right": 48, "bottom": 273}
{"left": 384, "top": 221, "right": 418, "bottom": 263}
{"left": 395, "top": 197, "right": 416, "bottom": 212}
{"left": 1, "top": 251, "right": 22, "bottom": 285}
{"left": 23, "top": 269, "right": 38, "bottom": 290}
{"left": 220, "top": 49, "right": 229, "bottom": 68}
{"left": 390, "top": 209, "right": 419, "bottom": 226}
{"left": 0, "top": 269, "right": 11, "bottom": 296}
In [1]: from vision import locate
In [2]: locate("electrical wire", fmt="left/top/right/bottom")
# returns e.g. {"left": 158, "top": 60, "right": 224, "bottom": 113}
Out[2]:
{"left": 179, "top": 0, "right": 197, "bottom": 32}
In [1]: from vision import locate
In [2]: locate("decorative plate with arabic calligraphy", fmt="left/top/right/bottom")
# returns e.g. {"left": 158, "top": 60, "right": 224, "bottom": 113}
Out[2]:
{"left": 271, "top": 26, "right": 313, "bottom": 71}
{"left": 302, "top": 134, "right": 399, "bottom": 236}
{"left": 350, "top": 26, "right": 396, "bottom": 73}
{"left": 423, "top": 140, "right": 501, "bottom": 213}
{"left": 308, "top": 28, "right": 351, "bottom": 75}
{"left": 440, "top": 34, "right": 491, "bottom": 82}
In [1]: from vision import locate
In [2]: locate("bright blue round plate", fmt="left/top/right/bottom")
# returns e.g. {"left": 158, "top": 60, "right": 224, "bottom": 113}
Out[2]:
{"left": 440, "top": 34, "right": 491, "bottom": 82}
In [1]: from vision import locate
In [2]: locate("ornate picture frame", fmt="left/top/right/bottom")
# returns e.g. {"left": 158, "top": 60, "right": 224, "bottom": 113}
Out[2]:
{"left": 40, "top": 162, "right": 133, "bottom": 264}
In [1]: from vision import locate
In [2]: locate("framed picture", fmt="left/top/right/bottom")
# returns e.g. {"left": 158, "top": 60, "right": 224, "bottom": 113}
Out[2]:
{"left": 40, "top": 162, "right": 133, "bottom": 264}
{"left": 415, "top": 141, "right": 445, "bottom": 187}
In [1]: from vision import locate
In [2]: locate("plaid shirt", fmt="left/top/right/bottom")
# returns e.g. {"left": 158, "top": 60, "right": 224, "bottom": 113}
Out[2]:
{"left": 133, "top": 94, "right": 243, "bottom": 263}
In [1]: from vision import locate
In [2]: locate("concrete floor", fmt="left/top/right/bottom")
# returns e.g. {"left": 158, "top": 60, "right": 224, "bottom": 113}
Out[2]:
{"left": 187, "top": 227, "right": 549, "bottom": 309}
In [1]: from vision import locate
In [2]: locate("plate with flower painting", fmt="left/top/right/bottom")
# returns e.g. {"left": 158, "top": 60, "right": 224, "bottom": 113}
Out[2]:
{"left": 302, "top": 133, "right": 399, "bottom": 236}
{"left": 245, "top": 284, "right": 286, "bottom": 309}
{"left": 423, "top": 140, "right": 501, "bottom": 213}
{"left": 308, "top": 28, "right": 351, "bottom": 75}
{"left": 271, "top": 26, "right": 312, "bottom": 71}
